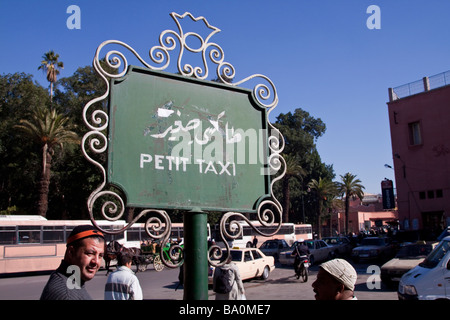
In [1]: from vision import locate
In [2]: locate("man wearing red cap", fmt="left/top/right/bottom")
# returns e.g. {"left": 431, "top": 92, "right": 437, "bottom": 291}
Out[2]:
{"left": 40, "top": 225, "right": 105, "bottom": 300}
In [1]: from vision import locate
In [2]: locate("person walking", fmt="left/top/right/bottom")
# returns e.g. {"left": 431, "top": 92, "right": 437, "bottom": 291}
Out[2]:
{"left": 213, "top": 256, "right": 245, "bottom": 300}
{"left": 40, "top": 225, "right": 105, "bottom": 300}
{"left": 252, "top": 236, "right": 258, "bottom": 248}
{"left": 105, "top": 251, "right": 143, "bottom": 300}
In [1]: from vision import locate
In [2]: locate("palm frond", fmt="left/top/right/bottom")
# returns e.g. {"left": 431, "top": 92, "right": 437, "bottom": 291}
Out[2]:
{"left": 14, "top": 107, "right": 80, "bottom": 149}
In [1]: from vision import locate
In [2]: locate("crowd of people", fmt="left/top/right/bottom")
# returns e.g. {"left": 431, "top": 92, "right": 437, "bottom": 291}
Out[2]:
{"left": 39, "top": 224, "right": 359, "bottom": 301}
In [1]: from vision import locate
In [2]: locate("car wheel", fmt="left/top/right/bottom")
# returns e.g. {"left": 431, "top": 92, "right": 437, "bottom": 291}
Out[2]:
{"left": 260, "top": 266, "right": 270, "bottom": 280}
{"left": 309, "top": 255, "right": 315, "bottom": 265}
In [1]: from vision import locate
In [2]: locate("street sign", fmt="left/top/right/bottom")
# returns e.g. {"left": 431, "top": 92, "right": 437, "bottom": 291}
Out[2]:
{"left": 381, "top": 179, "right": 395, "bottom": 209}
{"left": 108, "top": 66, "right": 270, "bottom": 213}
{"left": 83, "top": 13, "right": 285, "bottom": 300}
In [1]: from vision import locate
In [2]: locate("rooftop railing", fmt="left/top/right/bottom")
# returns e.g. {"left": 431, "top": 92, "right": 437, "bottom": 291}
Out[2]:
{"left": 388, "top": 70, "right": 450, "bottom": 102}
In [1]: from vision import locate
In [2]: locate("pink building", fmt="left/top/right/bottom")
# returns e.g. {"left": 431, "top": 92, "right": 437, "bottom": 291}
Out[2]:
{"left": 387, "top": 71, "right": 450, "bottom": 238}
{"left": 327, "top": 194, "right": 398, "bottom": 236}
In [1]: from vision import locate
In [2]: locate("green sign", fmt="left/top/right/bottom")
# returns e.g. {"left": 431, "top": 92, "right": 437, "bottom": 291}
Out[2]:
{"left": 108, "top": 66, "right": 271, "bottom": 212}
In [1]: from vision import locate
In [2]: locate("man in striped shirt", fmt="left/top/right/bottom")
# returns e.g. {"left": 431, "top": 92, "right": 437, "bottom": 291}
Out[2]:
{"left": 40, "top": 225, "right": 105, "bottom": 300}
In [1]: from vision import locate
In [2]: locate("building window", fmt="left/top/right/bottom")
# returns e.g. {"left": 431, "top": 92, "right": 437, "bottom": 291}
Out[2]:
{"left": 420, "top": 189, "right": 444, "bottom": 200}
{"left": 408, "top": 121, "right": 422, "bottom": 145}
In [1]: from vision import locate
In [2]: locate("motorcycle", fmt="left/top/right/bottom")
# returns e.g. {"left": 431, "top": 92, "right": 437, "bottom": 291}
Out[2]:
{"left": 295, "top": 255, "right": 310, "bottom": 282}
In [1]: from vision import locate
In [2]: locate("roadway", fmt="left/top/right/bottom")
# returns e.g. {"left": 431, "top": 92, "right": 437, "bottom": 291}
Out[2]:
{"left": 0, "top": 261, "right": 398, "bottom": 300}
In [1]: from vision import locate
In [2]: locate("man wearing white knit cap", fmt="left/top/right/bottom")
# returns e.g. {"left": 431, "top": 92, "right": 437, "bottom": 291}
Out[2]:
{"left": 312, "top": 258, "right": 358, "bottom": 300}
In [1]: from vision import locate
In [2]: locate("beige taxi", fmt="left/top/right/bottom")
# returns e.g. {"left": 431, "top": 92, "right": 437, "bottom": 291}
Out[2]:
{"left": 208, "top": 248, "right": 275, "bottom": 284}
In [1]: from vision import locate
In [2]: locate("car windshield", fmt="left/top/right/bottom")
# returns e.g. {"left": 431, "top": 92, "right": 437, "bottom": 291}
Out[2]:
{"left": 324, "top": 238, "right": 339, "bottom": 245}
{"left": 419, "top": 240, "right": 450, "bottom": 269}
{"left": 360, "top": 238, "right": 385, "bottom": 246}
{"left": 396, "top": 244, "right": 433, "bottom": 259}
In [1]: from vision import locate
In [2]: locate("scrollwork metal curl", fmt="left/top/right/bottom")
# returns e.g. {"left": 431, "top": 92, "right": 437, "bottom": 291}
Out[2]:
{"left": 268, "top": 128, "right": 284, "bottom": 154}
{"left": 89, "top": 190, "right": 125, "bottom": 222}
{"left": 217, "top": 61, "right": 235, "bottom": 84}
{"left": 209, "top": 203, "right": 283, "bottom": 267}
{"left": 94, "top": 40, "right": 169, "bottom": 80}
{"left": 207, "top": 43, "right": 225, "bottom": 65}
{"left": 234, "top": 74, "right": 278, "bottom": 111}
{"left": 88, "top": 207, "right": 183, "bottom": 269}
{"left": 143, "top": 210, "right": 183, "bottom": 268}
{"left": 82, "top": 131, "right": 107, "bottom": 158}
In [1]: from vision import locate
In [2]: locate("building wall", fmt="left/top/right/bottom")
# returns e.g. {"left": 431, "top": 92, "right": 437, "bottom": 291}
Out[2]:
{"left": 327, "top": 194, "right": 398, "bottom": 236}
{"left": 387, "top": 84, "right": 450, "bottom": 237}
{"left": 332, "top": 210, "right": 398, "bottom": 235}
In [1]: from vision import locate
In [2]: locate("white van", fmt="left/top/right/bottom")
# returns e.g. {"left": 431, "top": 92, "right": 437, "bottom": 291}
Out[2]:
{"left": 398, "top": 236, "right": 450, "bottom": 300}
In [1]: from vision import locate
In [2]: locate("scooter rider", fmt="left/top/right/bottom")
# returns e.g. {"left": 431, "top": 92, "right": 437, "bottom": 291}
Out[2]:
{"left": 292, "top": 240, "right": 310, "bottom": 274}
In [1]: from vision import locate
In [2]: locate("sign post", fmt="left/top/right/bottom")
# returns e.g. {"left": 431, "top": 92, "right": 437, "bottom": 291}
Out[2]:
{"left": 82, "top": 12, "right": 285, "bottom": 300}
{"left": 183, "top": 208, "right": 208, "bottom": 300}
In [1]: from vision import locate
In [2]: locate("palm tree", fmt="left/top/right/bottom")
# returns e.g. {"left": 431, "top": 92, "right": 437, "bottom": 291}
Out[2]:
{"left": 337, "top": 172, "right": 365, "bottom": 235}
{"left": 281, "top": 154, "right": 306, "bottom": 222}
{"left": 14, "top": 107, "right": 79, "bottom": 217}
{"left": 307, "top": 177, "right": 337, "bottom": 239}
{"left": 328, "top": 195, "right": 344, "bottom": 236}
{"left": 38, "top": 50, "right": 64, "bottom": 102}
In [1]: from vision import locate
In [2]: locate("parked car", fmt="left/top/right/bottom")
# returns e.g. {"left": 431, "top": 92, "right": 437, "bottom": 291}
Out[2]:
{"left": 381, "top": 241, "right": 437, "bottom": 285}
{"left": 279, "top": 239, "right": 335, "bottom": 266}
{"left": 398, "top": 236, "right": 450, "bottom": 300}
{"left": 208, "top": 248, "right": 275, "bottom": 284}
{"left": 322, "top": 237, "right": 353, "bottom": 257}
{"left": 259, "top": 239, "right": 290, "bottom": 260}
{"left": 351, "top": 237, "right": 395, "bottom": 262}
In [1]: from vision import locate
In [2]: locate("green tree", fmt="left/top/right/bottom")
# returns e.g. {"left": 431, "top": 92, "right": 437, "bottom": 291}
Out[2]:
{"left": 281, "top": 153, "right": 306, "bottom": 222}
{"left": 38, "top": 50, "right": 64, "bottom": 102}
{"left": 14, "top": 107, "right": 79, "bottom": 217}
{"left": 274, "top": 108, "right": 334, "bottom": 225}
{"left": 337, "top": 172, "right": 365, "bottom": 235}
{"left": 0, "top": 73, "right": 50, "bottom": 214}
{"left": 307, "top": 177, "right": 337, "bottom": 239}
{"left": 274, "top": 108, "right": 326, "bottom": 156}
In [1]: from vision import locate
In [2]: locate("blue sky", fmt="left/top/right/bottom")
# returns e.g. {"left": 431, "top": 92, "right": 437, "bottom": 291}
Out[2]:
{"left": 1, "top": 0, "right": 450, "bottom": 194}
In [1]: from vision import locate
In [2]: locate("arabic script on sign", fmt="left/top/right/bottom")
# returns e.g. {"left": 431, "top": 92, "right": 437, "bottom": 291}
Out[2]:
{"left": 144, "top": 101, "right": 242, "bottom": 145}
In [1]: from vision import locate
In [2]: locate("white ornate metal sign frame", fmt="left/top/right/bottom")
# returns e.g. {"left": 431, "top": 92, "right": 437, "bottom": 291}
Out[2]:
{"left": 82, "top": 12, "right": 286, "bottom": 267}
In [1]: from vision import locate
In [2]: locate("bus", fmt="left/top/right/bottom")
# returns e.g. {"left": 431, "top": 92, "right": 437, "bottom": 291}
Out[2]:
{"left": 0, "top": 216, "right": 140, "bottom": 275}
{"left": 0, "top": 216, "right": 211, "bottom": 275}
{"left": 212, "top": 221, "right": 313, "bottom": 249}
{"left": 294, "top": 224, "right": 313, "bottom": 241}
